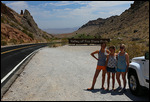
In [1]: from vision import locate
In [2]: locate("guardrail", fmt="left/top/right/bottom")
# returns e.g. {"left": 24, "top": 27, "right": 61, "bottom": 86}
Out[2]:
{"left": 68, "top": 38, "right": 110, "bottom": 45}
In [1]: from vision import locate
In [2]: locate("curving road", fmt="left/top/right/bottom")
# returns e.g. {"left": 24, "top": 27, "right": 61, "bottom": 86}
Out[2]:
{"left": 1, "top": 43, "right": 48, "bottom": 87}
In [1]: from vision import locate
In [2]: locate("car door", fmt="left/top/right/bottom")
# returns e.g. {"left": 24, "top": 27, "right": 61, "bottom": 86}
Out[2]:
{"left": 143, "top": 52, "right": 149, "bottom": 88}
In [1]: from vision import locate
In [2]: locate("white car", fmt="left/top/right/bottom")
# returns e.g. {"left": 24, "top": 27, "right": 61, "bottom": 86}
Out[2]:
{"left": 128, "top": 52, "right": 149, "bottom": 96}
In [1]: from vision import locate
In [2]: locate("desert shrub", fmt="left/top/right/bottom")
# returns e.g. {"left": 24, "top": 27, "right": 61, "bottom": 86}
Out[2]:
{"left": 42, "top": 34, "right": 51, "bottom": 42}
{"left": 19, "top": 39, "right": 24, "bottom": 44}
{"left": 1, "top": 17, "right": 4, "bottom": 23}
{"left": 52, "top": 37, "right": 60, "bottom": 40}
{"left": 1, "top": 41, "right": 7, "bottom": 46}
{"left": 10, "top": 22, "right": 16, "bottom": 28}
{"left": 138, "top": 39, "right": 146, "bottom": 43}
{"left": 73, "top": 34, "right": 96, "bottom": 39}
{"left": 131, "top": 37, "right": 141, "bottom": 41}
{"left": 9, "top": 39, "right": 17, "bottom": 44}
{"left": 133, "top": 29, "right": 138, "bottom": 33}
{"left": 22, "top": 29, "right": 28, "bottom": 34}
{"left": 61, "top": 38, "right": 68, "bottom": 43}
{"left": 146, "top": 42, "right": 149, "bottom": 47}
{"left": 61, "top": 38, "right": 68, "bottom": 45}
{"left": 126, "top": 42, "right": 149, "bottom": 60}
{"left": 1, "top": 16, "right": 10, "bottom": 24}
{"left": 27, "top": 33, "right": 34, "bottom": 39}
{"left": 22, "top": 29, "right": 34, "bottom": 39}
{"left": 107, "top": 39, "right": 149, "bottom": 60}
{"left": 47, "top": 42, "right": 58, "bottom": 48}
{"left": 107, "top": 39, "right": 125, "bottom": 50}
{"left": 1, "top": 35, "right": 6, "bottom": 40}
{"left": 94, "top": 34, "right": 102, "bottom": 39}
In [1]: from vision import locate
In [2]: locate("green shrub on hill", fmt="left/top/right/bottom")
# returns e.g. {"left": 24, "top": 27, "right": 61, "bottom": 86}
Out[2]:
{"left": 22, "top": 29, "right": 34, "bottom": 39}
{"left": 107, "top": 39, "right": 149, "bottom": 60}
{"left": 1, "top": 41, "right": 7, "bottom": 46}
{"left": 9, "top": 39, "right": 17, "bottom": 44}
{"left": 72, "top": 34, "right": 100, "bottom": 39}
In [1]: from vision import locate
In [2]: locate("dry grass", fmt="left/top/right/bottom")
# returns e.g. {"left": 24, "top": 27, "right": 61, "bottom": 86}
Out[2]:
{"left": 107, "top": 39, "right": 149, "bottom": 60}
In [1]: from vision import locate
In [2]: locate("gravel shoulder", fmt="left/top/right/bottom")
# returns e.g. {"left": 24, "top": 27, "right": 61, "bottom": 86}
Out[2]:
{"left": 1, "top": 45, "right": 149, "bottom": 101}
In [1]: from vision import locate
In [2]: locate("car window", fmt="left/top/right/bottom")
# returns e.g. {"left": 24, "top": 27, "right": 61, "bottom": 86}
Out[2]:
{"left": 145, "top": 52, "right": 149, "bottom": 60}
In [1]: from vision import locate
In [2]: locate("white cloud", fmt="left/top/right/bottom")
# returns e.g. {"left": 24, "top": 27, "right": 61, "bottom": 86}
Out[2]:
{"left": 6, "top": 1, "right": 28, "bottom": 13}
{"left": 87, "top": 1, "right": 133, "bottom": 8}
{"left": 73, "top": 1, "right": 90, "bottom": 5}
{"left": 64, "top": 8, "right": 72, "bottom": 11}
{"left": 46, "top": 1, "right": 74, "bottom": 6}
{"left": 45, "top": 1, "right": 89, "bottom": 7}
{"left": 4, "top": 1, "right": 134, "bottom": 29}
{"left": 44, "top": 1, "right": 133, "bottom": 8}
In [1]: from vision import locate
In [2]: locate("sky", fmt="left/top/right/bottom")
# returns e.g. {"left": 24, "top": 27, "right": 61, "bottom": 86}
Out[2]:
{"left": 2, "top": 1, "right": 134, "bottom": 29}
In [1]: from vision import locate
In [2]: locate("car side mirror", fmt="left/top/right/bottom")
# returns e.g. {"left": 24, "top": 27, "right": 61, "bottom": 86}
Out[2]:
{"left": 145, "top": 52, "right": 149, "bottom": 60}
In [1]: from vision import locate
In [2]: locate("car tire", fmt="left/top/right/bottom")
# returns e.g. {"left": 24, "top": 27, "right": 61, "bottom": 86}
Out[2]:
{"left": 128, "top": 70, "right": 145, "bottom": 96}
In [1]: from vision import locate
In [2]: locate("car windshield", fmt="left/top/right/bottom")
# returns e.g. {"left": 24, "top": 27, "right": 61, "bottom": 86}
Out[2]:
{"left": 145, "top": 52, "right": 149, "bottom": 60}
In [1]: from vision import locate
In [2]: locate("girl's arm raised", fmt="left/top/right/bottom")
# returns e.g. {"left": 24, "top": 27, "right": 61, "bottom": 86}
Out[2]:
{"left": 91, "top": 50, "right": 99, "bottom": 60}
{"left": 106, "top": 49, "right": 110, "bottom": 55}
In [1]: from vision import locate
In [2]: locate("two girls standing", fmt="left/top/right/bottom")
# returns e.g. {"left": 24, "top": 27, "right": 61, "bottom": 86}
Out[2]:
{"left": 88, "top": 43, "right": 129, "bottom": 92}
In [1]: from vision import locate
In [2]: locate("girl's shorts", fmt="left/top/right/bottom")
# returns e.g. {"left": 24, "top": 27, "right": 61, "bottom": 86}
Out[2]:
{"left": 116, "top": 68, "right": 126, "bottom": 72}
{"left": 96, "top": 65, "right": 106, "bottom": 70}
{"left": 106, "top": 67, "right": 116, "bottom": 73}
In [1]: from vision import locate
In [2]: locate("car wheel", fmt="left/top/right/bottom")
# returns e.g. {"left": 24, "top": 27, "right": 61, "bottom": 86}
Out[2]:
{"left": 128, "top": 71, "right": 144, "bottom": 96}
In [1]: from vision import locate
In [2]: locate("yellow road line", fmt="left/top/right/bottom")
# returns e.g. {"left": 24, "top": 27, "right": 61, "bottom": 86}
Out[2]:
{"left": 1, "top": 45, "right": 36, "bottom": 55}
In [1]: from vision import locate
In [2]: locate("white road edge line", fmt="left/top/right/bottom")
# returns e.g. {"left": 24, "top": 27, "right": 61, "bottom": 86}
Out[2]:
{"left": 1, "top": 49, "right": 40, "bottom": 84}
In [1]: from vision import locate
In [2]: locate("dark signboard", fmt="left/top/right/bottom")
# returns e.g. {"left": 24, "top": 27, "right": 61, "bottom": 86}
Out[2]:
{"left": 68, "top": 39, "right": 110, "bottom": 45}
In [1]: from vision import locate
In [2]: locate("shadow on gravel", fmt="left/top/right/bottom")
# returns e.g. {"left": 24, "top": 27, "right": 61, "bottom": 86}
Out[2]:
{"left": 84, "top": 88, "right": 101, "bottom": 93}
{"left": 109, "top": 88, "right": 149, "bottom": 101}
{"left": 123, "top": 89, "right": 149, "bottom": 101}
{"left": 84, "top": 88, "right": 149, "bottom": 101}
{"left": 84, "top": 88, "right": 112, "bottom": 94}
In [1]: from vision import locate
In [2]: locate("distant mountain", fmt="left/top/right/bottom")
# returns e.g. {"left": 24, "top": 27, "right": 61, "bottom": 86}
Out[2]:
{"left": 43, "top": 27, "right": 79, "bottom": 34}
{"left": 57, "top": 1, "right": 149, "bottom": 44}
{"left": 73, "top": 1, "right": 149, "bottom": 42}
{"left": 1, "top": 2, "right": 53, "bottom": 46}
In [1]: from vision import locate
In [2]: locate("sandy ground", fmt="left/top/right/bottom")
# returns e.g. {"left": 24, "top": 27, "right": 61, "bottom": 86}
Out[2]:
{"left": 1, "top": 45, "right": 149, "bottom": 101}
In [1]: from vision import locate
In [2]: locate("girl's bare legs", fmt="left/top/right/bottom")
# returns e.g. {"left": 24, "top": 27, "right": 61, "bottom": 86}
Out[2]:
{"left": 122, "top": 72, "right": 127, "bottom": 89}
{"left": 112, "top": 73, "right": 115, "bottom": 89}
{"left": 88, "top": 69, "right": 101, "bottom": 90}
{"left": 107, "top": 72, "right": 110, "bottom": 90}
{"left": 116, "top": 72, "right": 121, "bottom": 87}
{"left": 102, "top": 70, "right": 106, "bottom": 89}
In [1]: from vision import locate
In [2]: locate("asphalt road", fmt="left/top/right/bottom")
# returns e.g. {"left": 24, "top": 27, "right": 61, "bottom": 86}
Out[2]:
{"left": 1, "top": 43, "right": 48, "bottom": 86}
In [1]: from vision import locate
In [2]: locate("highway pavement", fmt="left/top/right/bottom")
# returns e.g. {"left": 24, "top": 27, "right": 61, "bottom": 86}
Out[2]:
{"left": 1, "top": 43, "right": 48, "bottom": 87}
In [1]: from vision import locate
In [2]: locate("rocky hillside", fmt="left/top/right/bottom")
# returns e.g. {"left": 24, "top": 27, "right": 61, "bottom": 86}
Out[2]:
{"left": 1, "top": 2, "right": 53, "bottom": 46}
{"left": 65, "top": 1, "right": 149, "bottom": 44}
